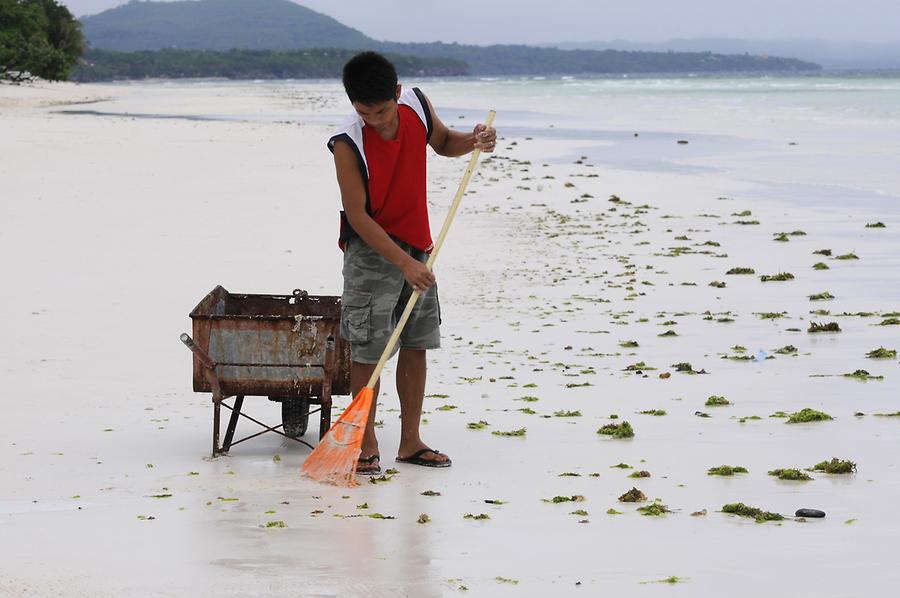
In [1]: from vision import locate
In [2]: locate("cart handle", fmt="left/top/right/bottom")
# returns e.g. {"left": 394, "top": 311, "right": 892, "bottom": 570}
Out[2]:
{"left": 180, "top": 333, "right": 217, "bottom": 370}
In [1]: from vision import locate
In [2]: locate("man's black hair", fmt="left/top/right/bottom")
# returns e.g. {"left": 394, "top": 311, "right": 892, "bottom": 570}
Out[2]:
{"left": 342, "top": 52, "right": 398, "bottom": 105}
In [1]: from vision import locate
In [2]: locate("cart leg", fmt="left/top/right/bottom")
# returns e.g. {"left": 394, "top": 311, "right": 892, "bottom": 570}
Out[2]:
{"left": 213, "top": 394, "right": 222, "bottom": 456}
{"left": 222, "top": 395, "right": 244, "bottom": 452}
{"left": 320, "top": 336, "right": 336, "bottom": 439}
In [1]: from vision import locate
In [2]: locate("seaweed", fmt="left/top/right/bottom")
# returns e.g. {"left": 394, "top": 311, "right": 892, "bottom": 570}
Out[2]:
{"left": 769, "top": 411, "right": 789, "bottom": 418}
{"left": 637, "top": 502, "right": 670, "bottom": 516}
{"left": 734, "top": 220, "right": 760, "bottom": 225}
{"left": 835, "top": 253, "right": 859, "bottom": 260}
{"left": 638, "top": 409, "right": 666, "bottom": 416}
{"left": 695, "top": 411, "right": 711, "bottom": 418}
{"left": 732, "top": 210, "right": 752, "bottom": 217}
{"left": 810, "top": 458, "right": 856, "bottom": 474}
{"left": 757, "top": 312, "right": 787, "bottom": 319}
{"left": 607, "top": 508, "right": 624, "bottom": 515}
{"left": 554, "top": 410, "right": 582, "bottom": 417}
{"left": 866, "top": 347, "right": 897, "bottom": 359}
{"left": 624, "top": 361, "right": 655, "bottom": 371}
{"left": 808, "top": 291, "right": 834, "bottom": 301}
{"left": 467, "top": 420, "right": 490, "bottom": 430}
{"left": 484, "top": 499, "right": 506, "bottom": 504}
{"left": 495, "top": 577, "right": 519, "bottom": 585}
{"left": 773, "top": 233, "right": 789, "bottom": 242}
{"left": 722, "top": 503, "right": 784, "bottom": 522}
{"left": 760, "top": 272, "right": 795, "bottom": 282}
{"left": 492, "top": 427, "right": 526, "bottom": 437}
{"left": 774, "top": 345, "right": 798, "bottom": 355}
{"left": 420, "top": 490, "right": 442, "bottom": 496}
{"left": 707, "top": 465, "right": 748, "bottom": 476}
{"left": 786, "top": 408, "right": 833, "bottom": 423}
{"left": 463, "top": 513, "right": 490, "bottom": 520}
{"left": 516, "top": 396, "right": 539, "bottom": 402}
{"left": 618, "top": 487, "right": 647, "bottom": 502}
{"left": 436, "top": 404, "right": 457, "bottom": 411}
{"left": 417, "top": 513, "right": 431, "bottom": 524}
{"left": 843, "top": 369, "right": 884, "bottom": 381}
{"left": 672, "top": 362, "right": 695, "bottom": 372}
{"left": 569, "top": 509, "right": 589, "bottom": 516}
{"left": 611, "top": 462, "right": 632, "bottom": 469}
{"left": 619, "top": 340, "right": 639, "bottom": 348}
{"left": 709, "top": 281, "right": 727, "bottom": 288}
{"left": 517, "top": 408, "right": 537, "bottom": 415}
{"left": 705, "top": 395, "right": 731, "bottom": 407}
{"left": 369, "top": 474, "right": 394, "bottom": 484}
{"left": 768, "top": 468, "right": 813, "bottom": 481}
{"left": 865, "top": 222, "right": 886, "bottom": 228}
{"left": 657, "top": 330, "right": 678, "bottom": 337}
{"left": 629, "top": 470, "right": 651, "bottom": 478}
{"left": 808, "top": 321, "right": 840, "bottom": 333}
{"left": 813, "top": 249, "right": 832, "bottom": 256}
{"left": 812, "top": 262, "right": 830, "bottom": 270}
{"left": 543, "top": 495, "right": 585, "bottom": 504}
{"left": 726, "top": 267, "right": 755, "bottom": 275}
{"left": 368, "top": 513, "right": 396, "bottom": 520}
{"left": 874, "top": 412, "right": 900, "bottom": 417}
{"left": 691, "top": 509, "right": 707, "bottom": 517}
{"left": 878, "top": 318, "right": 900, "bottom": 326}
{"left": 597, "top": 421, "right": 635, "bottom": 438}
{"left": 265, "top": 520, "right": 287, "bottom": 528}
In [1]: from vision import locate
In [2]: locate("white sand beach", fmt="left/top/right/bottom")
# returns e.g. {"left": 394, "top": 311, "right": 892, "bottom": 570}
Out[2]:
{"left": 1, "top": 76, "right": 899, "bottom": 597}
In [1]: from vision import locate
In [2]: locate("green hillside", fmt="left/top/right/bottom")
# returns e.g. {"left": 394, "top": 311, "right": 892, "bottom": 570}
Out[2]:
{"left": 81, "top": 0, "right": 373, "bottom": 51}
{"left": 79, "top": 0, "right": 821, "bottom": 76}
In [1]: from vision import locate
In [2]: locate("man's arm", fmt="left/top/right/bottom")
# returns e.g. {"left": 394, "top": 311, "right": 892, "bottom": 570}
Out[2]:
{"left": 333, "top": 140, "right": 435, "bottom": 293}
{"left": 424, "top": 95, "right": 497, "bottom": 158}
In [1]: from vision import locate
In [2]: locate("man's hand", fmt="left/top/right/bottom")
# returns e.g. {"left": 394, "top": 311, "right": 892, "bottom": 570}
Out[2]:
{"left": 473, "top": 123, "right": 497, "bottom": 152}
{"left": 402, "top": 259, "right": 436, "bottom": 294}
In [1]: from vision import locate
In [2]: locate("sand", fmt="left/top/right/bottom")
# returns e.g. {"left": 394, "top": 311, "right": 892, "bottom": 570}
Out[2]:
{"left": 1, "top": 77, "right": 899, "bottom": 597}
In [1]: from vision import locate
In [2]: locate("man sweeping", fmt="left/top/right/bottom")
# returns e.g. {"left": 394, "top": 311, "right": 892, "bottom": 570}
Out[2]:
{"left": 327, "top": 52, "right": 497, "bottom": 475}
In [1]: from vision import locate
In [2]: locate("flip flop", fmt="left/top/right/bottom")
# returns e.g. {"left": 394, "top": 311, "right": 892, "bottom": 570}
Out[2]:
{"left": 396, "top": 448, "right": 452, "bottom": 468}
{"left": 356, "top": 453, "right": 381, "bottom": 476}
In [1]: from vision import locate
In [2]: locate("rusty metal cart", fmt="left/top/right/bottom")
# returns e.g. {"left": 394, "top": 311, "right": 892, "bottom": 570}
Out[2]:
{"left": 180, "top": 285, "right": 351, "bottom": 456}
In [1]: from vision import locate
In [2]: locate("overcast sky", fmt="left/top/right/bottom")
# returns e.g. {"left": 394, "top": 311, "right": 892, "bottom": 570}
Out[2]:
{"left": 66, "top": 0, "right": 900, "bottom": 44}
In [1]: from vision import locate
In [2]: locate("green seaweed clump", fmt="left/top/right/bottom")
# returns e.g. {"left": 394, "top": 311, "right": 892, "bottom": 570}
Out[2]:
{"left": 774, "top": 345, "right": 798, "bottom": 355}
{"left": 618, "top": 487, "right": 647, "bottom": 502}
{"left": 619, "top": 340, "right": 639, "bottom": 348}
{"left": 768, "top": 468, "right": 813, "bottom": 481}
{"left": 467, "top": 420, "right": 490, "bottom": 430}
{"left": 554, "top": 410, "right": 582, "bottom": 417}
{"left": 265, "top": 520, "right": 287, "bottom": 528}
{"left": 843, "top": 369, "right": 884, "bottom": 381}
{"left": 808, "top": 321, "right": 840, "bottom": 333}
{"left": 639, "top": 409, "right": 666, "bottom": 416}
{"left": 879, "top": 318, "right": 900, "bottom": 326}
{"left": 808, "top": 291, "right": 834, "bottom": 301}
{"left": 543, "top": 495, "right": 585, "bottom": 504}
{"left": 463, "top": 513, "right": 490, "bottom": 520}
{"left": 637, "top": 502, "right": 670, "bottom": 516}
{"left": 786, "top": 408, "right": 833, "bottom": 423}
{"left": 865, "top": 222, "right": 886, "bottom": 228}
{"left": 812, "top": 262, "right": 830, "bottom": 270}
{"left": 810, "top": 458, "right": 856, "bottom": 474}
{"left": 597, "top": 421, "right": 634, "bottom": 438}
{"left": 417, "top": 513, "right": 431, "bottom": 524}
{"left": 492, "top": 427, "right": 526, "bottom": 437}
{"left": 835, "top": 252, "right": 859, "bottom": 260}
{"left": 657, "top": 330, "right": 678, "bottom": 337}
{"left": 722, "top": 502, "right": 784, "bottom": 522}
{"left": 707, "top": 465, "right": 748, "bottom": 476}
{"left": 866, "top": 347, "right": 897, "bottom": 359}
{"left": 726, "top": 267, "right": 755, "bottom": 275}
{"left": 705, "top": 395, "right": 731, "bottom": 407}
{"left": 813, "top": 249, "right": 832, "bottom": 256}
{"left": 709, "top": 281, "right": 726, "bottom": 288}
{"left": 629, "top": 470, "right": 651, "bottom": 478}
{"left": 760, "top": 272, "right": 794, "bottom": 282}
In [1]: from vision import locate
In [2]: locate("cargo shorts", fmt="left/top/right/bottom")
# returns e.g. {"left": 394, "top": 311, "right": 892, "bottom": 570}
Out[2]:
{"left": 340, "top": 236, "right": 441, "bottom": 364}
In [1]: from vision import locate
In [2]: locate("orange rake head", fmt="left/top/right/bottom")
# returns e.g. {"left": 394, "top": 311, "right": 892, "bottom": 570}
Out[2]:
{"left": 301, "top": 387, "right": 374, "bottom": 486}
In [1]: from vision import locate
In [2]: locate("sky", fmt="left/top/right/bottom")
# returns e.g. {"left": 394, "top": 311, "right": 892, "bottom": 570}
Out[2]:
{"left": 65, "top": 0, "right": 900, "bottom": 45}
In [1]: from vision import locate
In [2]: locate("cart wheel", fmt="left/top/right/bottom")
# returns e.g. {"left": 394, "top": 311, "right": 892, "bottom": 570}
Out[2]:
{"left": 282, "top": 397, "right": 309, "bottom": 438}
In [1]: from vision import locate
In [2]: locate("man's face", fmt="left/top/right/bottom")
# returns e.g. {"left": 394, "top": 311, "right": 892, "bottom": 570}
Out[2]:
{"left": 352, "top": 86, "right": 402, "bottom": 134}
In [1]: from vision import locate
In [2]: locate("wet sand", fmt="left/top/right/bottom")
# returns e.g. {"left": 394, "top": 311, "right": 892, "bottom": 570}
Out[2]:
{"left": 1, "top": 78, "right": 899, "bottom": 597}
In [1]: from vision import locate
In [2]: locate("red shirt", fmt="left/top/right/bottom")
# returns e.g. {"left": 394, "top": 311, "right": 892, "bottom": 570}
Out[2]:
{"left": 361, "top": 105, "right": 433, "bottom": 252}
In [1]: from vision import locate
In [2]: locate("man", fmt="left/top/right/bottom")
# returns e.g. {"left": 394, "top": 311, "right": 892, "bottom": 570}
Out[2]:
{"left": 328, "top": 52, "right": 497, "bottom": 474}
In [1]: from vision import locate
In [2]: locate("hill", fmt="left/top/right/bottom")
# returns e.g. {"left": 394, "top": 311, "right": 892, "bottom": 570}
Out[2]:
{"left": 79, "top": 0, "right": 821, "bottom": 76}
{"left": 80, "top": 0, "right": 373, "bottom": 52}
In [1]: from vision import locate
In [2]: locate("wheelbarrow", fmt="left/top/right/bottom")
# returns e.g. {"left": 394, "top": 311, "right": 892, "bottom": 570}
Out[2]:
{"left": 180, "top": 285, "right": 351, "bottom": 456}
